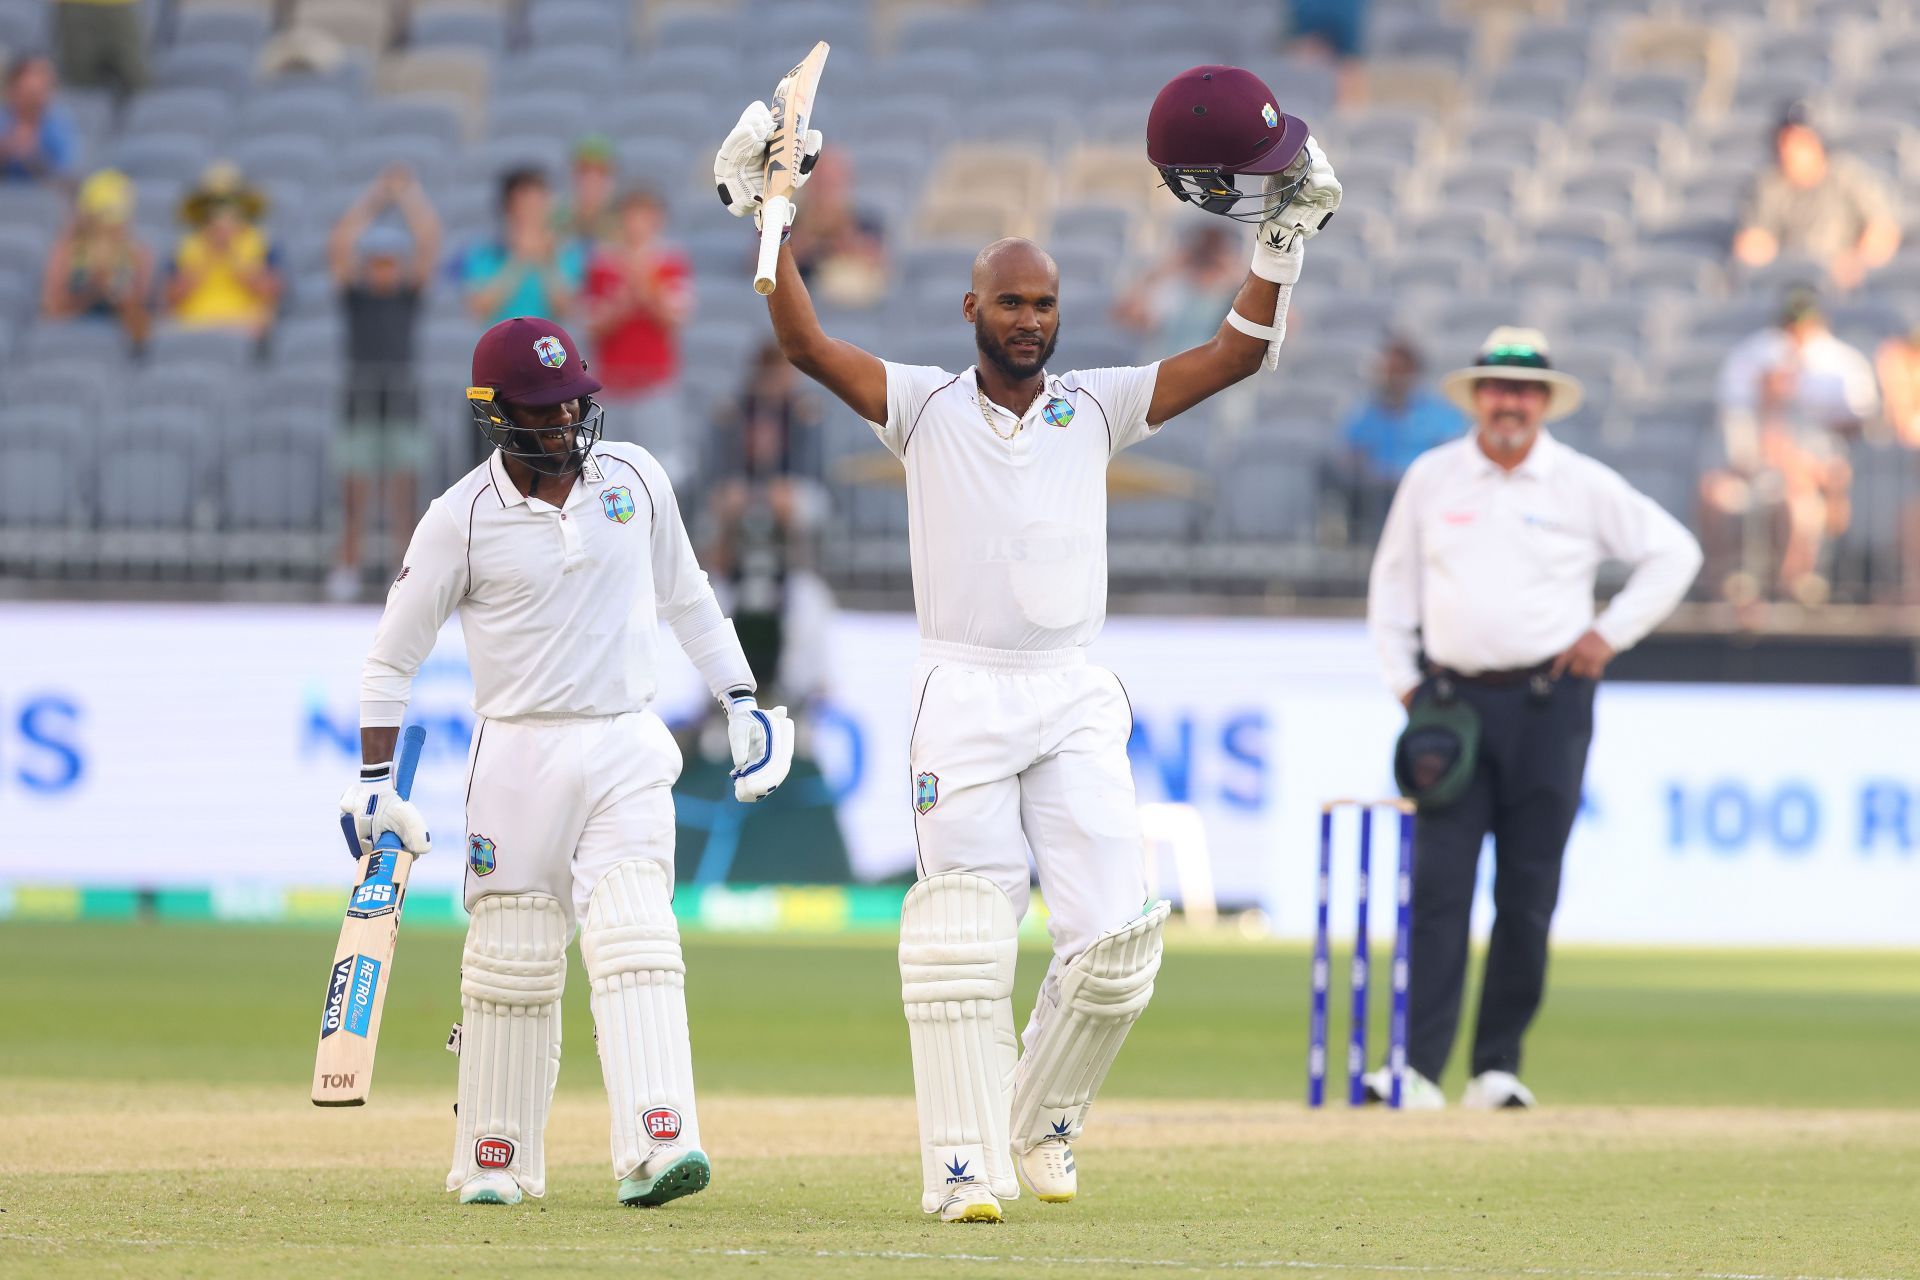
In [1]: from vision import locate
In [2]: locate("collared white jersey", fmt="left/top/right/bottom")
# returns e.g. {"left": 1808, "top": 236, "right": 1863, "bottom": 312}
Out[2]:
{"left": 1366, "top": 431, "right": 1703, "bottom": 697}
{"left": 362, "top": 443, "right": 748, "bottom": 726}
{"left": 869, "top": 362, "right": 1161, "bottom": 652}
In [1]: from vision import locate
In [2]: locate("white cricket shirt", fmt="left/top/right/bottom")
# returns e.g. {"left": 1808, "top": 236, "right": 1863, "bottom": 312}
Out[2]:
{"left": 361, "top": 443, "right": 752, "bottom": 726}
{"left": 1366, "top": 431, "right": 1703, "bottom": 697}
{"left": 870, "top": 362, "right": 1161, "bottom": 652}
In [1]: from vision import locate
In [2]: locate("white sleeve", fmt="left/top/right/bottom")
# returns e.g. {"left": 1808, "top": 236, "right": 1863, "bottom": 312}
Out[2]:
{"left": 1366, "top": 462, "right": 1426, "bottom": 700}
{"left": 1072, "top": 363, "right": 1163, "bottom": 455}
{"left": 1589, "top": 464, "right": 1703, "bottom": 654}
{"left": 646, "top": 458, "right": 757, "bottom": 702}
{"left": 868, "top": 362, "right": 957, "bottom": 458}
{"left": 361, "top": 500, "right": 468, "bottom": 727}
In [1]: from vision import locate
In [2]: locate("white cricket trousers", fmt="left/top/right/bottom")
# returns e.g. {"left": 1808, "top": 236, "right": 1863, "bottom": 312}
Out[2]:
{"left": 907, "top": 640, "right": 1149, "bottom": 968}
{"left": 460, "top": 710, "right": 683, "bottom": 925}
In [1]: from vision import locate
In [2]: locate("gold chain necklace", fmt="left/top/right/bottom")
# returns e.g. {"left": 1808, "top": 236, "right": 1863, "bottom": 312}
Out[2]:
{"left": 976, "top": 379, "right": 1049, "bottom": 441}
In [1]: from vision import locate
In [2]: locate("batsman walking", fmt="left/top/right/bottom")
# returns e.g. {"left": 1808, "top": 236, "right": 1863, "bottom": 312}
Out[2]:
{"left": 715, "top": 65, "right": 1342, "bottom": 1222}
{"left": 342, "top": 317, "right": 794, "bottom": 1208}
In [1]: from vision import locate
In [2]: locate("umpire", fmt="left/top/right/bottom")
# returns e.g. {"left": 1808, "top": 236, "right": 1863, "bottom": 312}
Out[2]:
{"left": 1364, "top": 328, "right": 1701, "bottom": 1109}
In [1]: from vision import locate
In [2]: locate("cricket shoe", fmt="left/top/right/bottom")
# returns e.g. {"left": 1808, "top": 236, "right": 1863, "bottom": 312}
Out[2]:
{"left": 456, "top": 1171, "right": 523, "bottom": 1206}
{"left": 1359, "top": 1067, "right": 1447, "bottom": 1109}
{"left": 1017, "top": 1136, "right": 1076, "bottom": 1203}
{"left": 937, "top": 1181, "right": 1004, "bottom": 1223}
{"left": 1462, "top": 1070, "right": 1535, "bottom": 1110}
{"left": 619, "top": 1144, "right": 712, "bottom": 1207}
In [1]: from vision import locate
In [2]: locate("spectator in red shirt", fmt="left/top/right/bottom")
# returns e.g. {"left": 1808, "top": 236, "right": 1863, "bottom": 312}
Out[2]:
{"left": 584, "top": 187, "right": 693, "bottom": 459}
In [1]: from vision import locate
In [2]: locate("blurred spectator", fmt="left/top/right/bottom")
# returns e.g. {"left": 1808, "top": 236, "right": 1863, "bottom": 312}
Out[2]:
{"left": 703, "top": 342, "right": 831, "bottom": 707}
{"left": 0, "top": 53, "right": 79, "bottom": 185}
{"left": 326, "top": 165, "right": 442, "bottom": 603}
{"left": 464, "top": 167, "right": 582, "bottom": 325}
{"left": 1874, "top": 325, "right": 1920, "bottom": 449}
{"left": 1733, "top": 102, "right": 1900, "bottom": 293}
{"left": 1327, "top": 335, "right": 1467, "bottom": 542}
{"left": 1113, "top": 224, "right": 1242, "bottom": 354}
{"left": 557, "top": 135, "right": 619, "bottom": 253}
{"left": 40, "top": 167, "right": 153, "bottom": 346}
{"left": 786, "top": 150, "right": 888, "bottom": 310}
{"left": 1872, "top": 326, "right": 1920, "bottom": 603}
{"left": 1284, "top": 0, "right": 1367, "bottom": 108}
{"left": 164, "top": 162, "right": 282, "bottom": 337}
{"left": 1701, "top": 289, "right": 1878, "bottom": 605}
{"left": 53, "top": 0, "right": 145, "bottom": 98}
{"left": 584, "top": 187, "right": 692, "bottom": 446}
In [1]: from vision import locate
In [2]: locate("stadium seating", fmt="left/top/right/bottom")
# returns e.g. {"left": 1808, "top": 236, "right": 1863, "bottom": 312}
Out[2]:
{"left": 5, "top": 0, "right": 1920, "bottom": 602}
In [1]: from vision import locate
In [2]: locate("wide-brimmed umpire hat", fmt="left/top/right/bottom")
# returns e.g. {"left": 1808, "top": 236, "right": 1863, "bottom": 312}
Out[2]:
{"left": 470, "top": 316, "right": 601, "bottom": 407}
{"left": 1439, "top": 327, "right": 1584, "bottom": 422}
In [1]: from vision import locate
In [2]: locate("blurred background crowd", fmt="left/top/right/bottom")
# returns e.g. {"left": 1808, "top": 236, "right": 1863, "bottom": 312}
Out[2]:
{"left": 3, "top": 0, "right": 1920, "bottom": 635}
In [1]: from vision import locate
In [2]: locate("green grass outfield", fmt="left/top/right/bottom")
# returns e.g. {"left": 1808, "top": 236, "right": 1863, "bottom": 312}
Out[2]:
{"left": 3, "top": 922, "right": 1918, "bottom": 1279}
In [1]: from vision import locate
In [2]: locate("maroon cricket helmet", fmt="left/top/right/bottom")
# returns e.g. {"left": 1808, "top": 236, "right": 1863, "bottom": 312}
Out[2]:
{"left": 467, "top": 317, "right": 605, "bottom": 477}
{"left": 470, "top": 316, "right": 602, "bottom": 406}
{"left": 1146, "top": 66, "right": 1313, "bottom": 222}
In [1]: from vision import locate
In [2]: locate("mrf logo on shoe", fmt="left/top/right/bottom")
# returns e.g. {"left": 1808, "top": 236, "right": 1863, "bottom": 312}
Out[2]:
{"left": 475, "top": 1136, "right": 515, "bottom": 1169}
{"left": 643, "top": 1108, "right": 682, "bottom": 1142}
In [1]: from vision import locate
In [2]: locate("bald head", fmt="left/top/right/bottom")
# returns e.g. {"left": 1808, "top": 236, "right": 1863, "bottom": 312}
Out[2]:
{"left": 971, "top": 237, "right": 1058, "bottom": 295}
{"left": 966, "top": 238, "right": 1061, "bottom": 385}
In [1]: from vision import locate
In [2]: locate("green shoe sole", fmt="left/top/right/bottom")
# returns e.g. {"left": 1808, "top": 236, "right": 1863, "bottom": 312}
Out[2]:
{"left": 618, "top": 1150, "right": 711, "bottom": 1207}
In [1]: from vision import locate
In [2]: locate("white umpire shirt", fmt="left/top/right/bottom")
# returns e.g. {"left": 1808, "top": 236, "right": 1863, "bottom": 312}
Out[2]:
{"left": 870, "top": 361, "right": 1161, "bottom": 652}
{"left": 1367, "top": 430, "right": 1703, "bottom": 698}
{"left": 361, "top": 442, "right": 753, "bottom": 727}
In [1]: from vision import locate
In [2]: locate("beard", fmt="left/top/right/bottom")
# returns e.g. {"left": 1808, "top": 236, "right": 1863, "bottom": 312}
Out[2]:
{"left": 975, "top": 314, "right": 1059, "bottom": 381}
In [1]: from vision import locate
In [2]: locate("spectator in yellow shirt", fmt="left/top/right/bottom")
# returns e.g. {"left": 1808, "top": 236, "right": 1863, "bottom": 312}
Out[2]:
{"left": 41, "top": 167, "right": 154, "bottom": 346}
{"left": 164, "top": 162, "right": 281, "bottom": 337}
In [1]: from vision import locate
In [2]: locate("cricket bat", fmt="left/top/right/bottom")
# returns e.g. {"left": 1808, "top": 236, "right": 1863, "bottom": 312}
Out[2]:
{"left": 752, "top": 40, "right": 830, "bottom": 295}
{"left": 312, "top": 724, "right": 427, "bottom": 1107}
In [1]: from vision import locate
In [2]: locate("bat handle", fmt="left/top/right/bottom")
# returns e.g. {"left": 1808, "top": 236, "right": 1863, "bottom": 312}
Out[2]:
{"left": 392, "top": 724, "right": 426, "bottom": 801}
{"left": 753, "top": 196, "right": 792, "bottom": 295}
{"left": 371, "top": 725, "right": 428, "bottom": 856}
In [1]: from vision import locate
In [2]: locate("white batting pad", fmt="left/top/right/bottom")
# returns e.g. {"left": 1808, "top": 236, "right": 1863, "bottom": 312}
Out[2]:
{"left": 580, "top": 859, "right": 702, "bottom": 1178}
{"left": 1010, "top": 900, "right": 1171, "bottom": 1153}
{"left": 445, "top": 893, "right": 569, "bottom": 1197}
{"left": 900, "top": 872, "right": 1021, "bottom": 1210}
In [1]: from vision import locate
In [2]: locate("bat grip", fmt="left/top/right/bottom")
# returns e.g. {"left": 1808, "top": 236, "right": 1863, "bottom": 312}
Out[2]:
{"left": 372, "top": 725, "right": 427, "bottom": 856}
{"left": 753, "top": 196, "right": 791, "bottom": 295}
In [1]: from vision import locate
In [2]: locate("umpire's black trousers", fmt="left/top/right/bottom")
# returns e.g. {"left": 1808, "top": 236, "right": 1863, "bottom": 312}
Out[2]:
{"left": 1407, "top": 672, "right": 1595, "bottom": 1082}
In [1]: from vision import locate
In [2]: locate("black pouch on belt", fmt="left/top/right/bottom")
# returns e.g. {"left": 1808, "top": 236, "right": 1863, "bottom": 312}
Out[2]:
{"left": 1393, "top": 675, "right": 1482, "bottom": 813}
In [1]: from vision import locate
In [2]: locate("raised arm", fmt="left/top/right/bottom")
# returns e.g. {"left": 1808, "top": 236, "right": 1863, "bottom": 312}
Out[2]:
{"left": 715, "top": 102, "right": 887, "bottom": 424}
{"left": 1146, "top": 137, "right": 1343, "bottom": 426}
{"left": 763, "top": 240, "right": 886, "bottom": 425}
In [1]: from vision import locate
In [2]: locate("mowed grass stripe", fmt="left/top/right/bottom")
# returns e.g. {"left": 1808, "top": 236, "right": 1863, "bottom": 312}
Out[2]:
{"left": 3, "top": 923, "right": 1917, "bottom": 1106}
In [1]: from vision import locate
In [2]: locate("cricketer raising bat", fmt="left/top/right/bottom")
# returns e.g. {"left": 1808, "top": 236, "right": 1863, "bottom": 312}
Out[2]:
{"left": 752, "top": 39, "right": 830, "bottom": 295}
{"left": 312, "top": 724, "right": 427, "bottom": 1107}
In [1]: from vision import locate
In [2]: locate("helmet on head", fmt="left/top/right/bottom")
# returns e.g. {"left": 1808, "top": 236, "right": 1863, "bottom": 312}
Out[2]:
{"left": 1146, "top": 65, "right": 1311, "bottom": 223}
{"left": 467, "top": 317, "right": 605, "bottom": 478}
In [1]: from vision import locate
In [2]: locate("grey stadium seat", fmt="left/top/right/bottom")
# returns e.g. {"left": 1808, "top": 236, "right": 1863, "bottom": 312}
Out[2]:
{"left": 108, "top": 133, "right": 215, "bottom": 185}
{"left": 152, "top": 43, "right": 255, "bottom": 94}
{"left": 526, "top": 1, "right": 629, "bottom": 52}
{"left": 409, "top": 4, "right": 510, "bottom": 56}
{"left": 221, "top": 433, "right": 331, "bottom": 532}
{"left": 125, "top": 88, "right": 232, "bottom": 141}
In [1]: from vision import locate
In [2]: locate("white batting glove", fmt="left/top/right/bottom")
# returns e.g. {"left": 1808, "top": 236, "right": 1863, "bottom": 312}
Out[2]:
{"left": 725, "top": 695, "right": 794, "bottom": 802}
{"left": 338, "top": 761, "right": 431, "bottom": 859}
{"left": 1253, "top": 135, "right": 1341, "bottom": 283}
{"left": 714, "top": 100, "right": 824, "bottom": 228}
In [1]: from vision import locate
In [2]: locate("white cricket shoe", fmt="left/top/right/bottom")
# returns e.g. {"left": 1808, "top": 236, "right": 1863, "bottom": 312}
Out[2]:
{"left": 456, "top": 1171, "right": 522, "bottom": 1205}
{"left": 1462, "top": 1070, "right": 1536, "bottom": 1110}
{"left": 1017, "top": 1136, "right": 1076, "bottom": 1203}
{"left": 938, "top": 1181, "right": 1004, "bottom": 1223}
{"left": 1359, "top": 1066, "right": 1447, "bottom": 1109}
{"left": 618, "top": 1143, "right": 712, "bottom": 1207}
